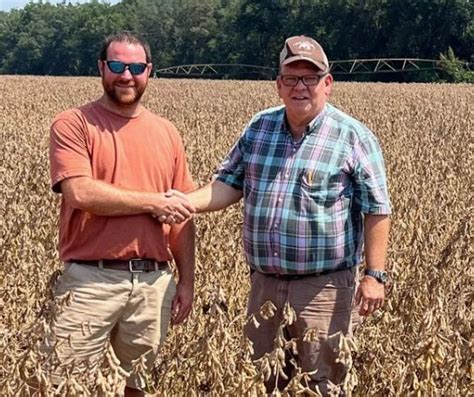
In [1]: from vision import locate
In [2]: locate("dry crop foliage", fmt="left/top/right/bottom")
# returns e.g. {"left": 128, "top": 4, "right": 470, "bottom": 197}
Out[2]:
{"left": 0, "top": 76, "right": 472, "bottom": 396}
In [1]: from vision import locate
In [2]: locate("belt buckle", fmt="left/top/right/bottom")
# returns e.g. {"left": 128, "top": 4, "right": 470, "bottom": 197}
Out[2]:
{"left": 128, "top": 258, "right": 145, "bottom": 273}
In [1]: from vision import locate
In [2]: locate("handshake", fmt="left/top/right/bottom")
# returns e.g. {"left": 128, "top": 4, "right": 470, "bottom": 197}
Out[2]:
{"left": 152, "top": 189, "right": 195, "bottom": 224}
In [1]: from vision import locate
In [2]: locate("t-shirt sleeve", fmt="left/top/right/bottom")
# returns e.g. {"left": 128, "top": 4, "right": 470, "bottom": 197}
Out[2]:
{"left": 215, "top": 127, "right": 249, "bottom": 190}
{"left": 352, "top": 130, "right": 392, "bottom": 215}
{"left": 49, "top": 111, "right": 92, "bottom": 193}
{"left": 171, "top": 128, "right": 195, "bottom": 193}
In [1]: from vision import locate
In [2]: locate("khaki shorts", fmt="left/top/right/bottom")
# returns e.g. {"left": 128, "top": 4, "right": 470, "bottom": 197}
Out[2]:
{"left": 244, "top": 267, "right": 357, "bottom": 395}
{"left": 44, "top": 262, "right": 176, "bottom": 390}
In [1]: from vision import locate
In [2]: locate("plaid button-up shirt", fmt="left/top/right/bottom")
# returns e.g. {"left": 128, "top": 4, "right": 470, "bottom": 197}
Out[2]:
{"left": 216, "top": 103, "right": 391, "bottom": 275}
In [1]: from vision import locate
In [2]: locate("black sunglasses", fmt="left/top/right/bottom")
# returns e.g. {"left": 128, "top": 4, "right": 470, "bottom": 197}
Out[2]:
{"left": 105, "top": 60, "right": 148, "bottom": 75}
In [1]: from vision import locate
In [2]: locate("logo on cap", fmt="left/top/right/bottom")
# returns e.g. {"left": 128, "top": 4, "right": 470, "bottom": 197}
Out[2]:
{"left": 296, "top": 41, "right": 315, "bottom": 51}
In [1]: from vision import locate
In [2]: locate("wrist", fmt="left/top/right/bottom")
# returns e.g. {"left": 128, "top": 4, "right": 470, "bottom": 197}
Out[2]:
{"left": 177, "top": 276, "right": 194, "bottom": 287}
{"left": 363, "top": 268, "right": 389, "bottom": 284}
{"left": 143, "top": 192, "right": 163, "bottom": 214}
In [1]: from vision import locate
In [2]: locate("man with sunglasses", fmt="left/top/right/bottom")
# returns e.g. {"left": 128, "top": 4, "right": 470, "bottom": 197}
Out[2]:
{"left": 48, "top": 31, "right": 195, "bottom": 396}
{"left": 176, "top": 35, "right": 391, "bottom": 395}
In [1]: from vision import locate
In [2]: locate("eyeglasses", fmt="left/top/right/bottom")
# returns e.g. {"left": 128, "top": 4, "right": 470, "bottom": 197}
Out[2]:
{"left": 279, "top": 74, "right": 326, "bottom": 87}
{"left": 105, "top": 60, "right": 148, "bottom": 75}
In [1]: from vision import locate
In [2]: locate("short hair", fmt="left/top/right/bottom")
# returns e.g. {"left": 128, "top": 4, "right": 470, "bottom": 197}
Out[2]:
{"left": 99, "top": 31, "right": 152, "bottom": 63}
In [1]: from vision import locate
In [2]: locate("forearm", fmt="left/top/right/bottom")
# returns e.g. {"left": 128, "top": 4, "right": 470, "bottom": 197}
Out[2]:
{"left": 61, "top": 176, "right": 194, "bottom": 218}
{"left": 187, "top": 179, "right": 243, "bottom": 213}
{"left": 61, "top": 176, "right": 154, "bottom": 215}
{"left": 169, "top": 220, "right": 196, "bottom": 285}
{"left": 364, "top": 214, "right": 391, "bottom": 270}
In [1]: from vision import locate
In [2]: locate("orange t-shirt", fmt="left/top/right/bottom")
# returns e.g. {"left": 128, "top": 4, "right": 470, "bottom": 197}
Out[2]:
{"left": 49, "top": 101, "right": 195, "bottom": 262}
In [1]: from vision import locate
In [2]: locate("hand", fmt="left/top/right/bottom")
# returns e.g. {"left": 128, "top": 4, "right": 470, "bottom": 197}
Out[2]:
{"left": 152, "top": 190, "right": 195, "bottom": 224}
{"left": 355, "top": 276, "right": 385, "bottom": 316}
{"left": 171, "top": 281, "right": 194, "bottom": 325}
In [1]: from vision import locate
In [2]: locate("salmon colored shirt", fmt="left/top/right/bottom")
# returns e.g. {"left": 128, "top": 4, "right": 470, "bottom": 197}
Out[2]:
{"left": 49, "top": 101, "right": 195, "bottom": 262}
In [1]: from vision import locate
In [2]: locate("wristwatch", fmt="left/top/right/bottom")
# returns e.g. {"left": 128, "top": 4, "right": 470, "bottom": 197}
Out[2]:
{"left": 364, "top": 269, "right": 389, "bottom": 284}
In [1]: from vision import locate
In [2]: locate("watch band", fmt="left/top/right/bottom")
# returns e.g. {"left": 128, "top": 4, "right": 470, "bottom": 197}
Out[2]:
{"left": 364, "top": 268, "right": 388, "bottom": 284}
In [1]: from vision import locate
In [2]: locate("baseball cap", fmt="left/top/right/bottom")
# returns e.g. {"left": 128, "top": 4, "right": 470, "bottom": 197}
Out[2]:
{"left": 279, "top": 36, "right": 329, "bottom": 73}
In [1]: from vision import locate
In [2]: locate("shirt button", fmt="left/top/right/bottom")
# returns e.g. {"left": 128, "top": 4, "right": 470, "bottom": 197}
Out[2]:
{"left": 292, "top": 147, "right": 296, "bottom": 152}
{"left": 278, "top": 197, "right": 282, "bottom": 203}
{"left": 274, "top": 252, "right": 278, "bottom": 256}
{"left": 285, "top": 172, "right": 290, "bottom": 178}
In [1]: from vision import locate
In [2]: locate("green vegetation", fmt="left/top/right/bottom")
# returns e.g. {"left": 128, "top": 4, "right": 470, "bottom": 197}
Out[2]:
{"left": 0, "top": 0, "right": 472, "bottom": 81}
{"left": 439, "top": 47, "right": 474, "bottom": 83}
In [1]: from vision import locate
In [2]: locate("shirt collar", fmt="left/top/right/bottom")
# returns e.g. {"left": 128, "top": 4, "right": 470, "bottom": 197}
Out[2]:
{"left": 281, "top": 104, "right": 327, "bottom": 137}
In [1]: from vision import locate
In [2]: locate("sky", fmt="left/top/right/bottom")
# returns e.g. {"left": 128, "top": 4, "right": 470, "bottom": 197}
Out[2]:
{"left": 0, "top": 0, "right": 121, "bottom": 12}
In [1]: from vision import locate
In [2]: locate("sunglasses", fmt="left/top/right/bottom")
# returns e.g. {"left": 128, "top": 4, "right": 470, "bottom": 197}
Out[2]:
{"left": 105, "top": 60, "right": 148, "bottom": 75}
{"left": 279, "top": 74, "right": 326, "bottom": 87}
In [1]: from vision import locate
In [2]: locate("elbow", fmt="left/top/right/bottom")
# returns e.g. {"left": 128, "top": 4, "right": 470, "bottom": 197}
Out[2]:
{"left": 61, "top": 177, "right": 92, "bottom": 210}
{"left": 67, "top": 192, "right": 88, "bottom": 210}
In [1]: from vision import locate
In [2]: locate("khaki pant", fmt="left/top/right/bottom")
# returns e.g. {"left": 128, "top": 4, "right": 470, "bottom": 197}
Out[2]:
{"left": 244, "top": 267, "right": 357, "bottom": 396}
{"left": 44, "top": 262, "right": 176, "bottom": 390}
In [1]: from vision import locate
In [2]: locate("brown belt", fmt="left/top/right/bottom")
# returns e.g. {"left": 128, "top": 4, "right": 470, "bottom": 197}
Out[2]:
{"left": 70, "top": 259, "right": 168, "bottom": 273}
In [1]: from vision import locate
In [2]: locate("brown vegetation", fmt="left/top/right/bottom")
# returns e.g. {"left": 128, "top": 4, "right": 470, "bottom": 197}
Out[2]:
{"left": 1, "top": 76, "right": 472, "bottom": 396}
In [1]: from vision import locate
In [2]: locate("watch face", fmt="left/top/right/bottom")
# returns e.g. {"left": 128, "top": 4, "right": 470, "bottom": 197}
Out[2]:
{"left": 379, "top": 272, "right": 388, "bottom": 283}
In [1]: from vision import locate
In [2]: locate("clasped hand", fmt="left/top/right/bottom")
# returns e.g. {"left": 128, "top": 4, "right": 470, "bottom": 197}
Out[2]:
{"left": 153, "top": 189, "right": 195, "bottom": 224}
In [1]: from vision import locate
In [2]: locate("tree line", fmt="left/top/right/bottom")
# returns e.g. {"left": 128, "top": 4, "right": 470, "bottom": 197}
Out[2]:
{"left": 0, "top": 0, "right": 472, "bottom": 82}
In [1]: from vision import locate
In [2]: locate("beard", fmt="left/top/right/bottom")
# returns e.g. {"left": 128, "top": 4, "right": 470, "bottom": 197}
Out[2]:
{"left": 102, "top": 78, "right": 146, "bottom": 106}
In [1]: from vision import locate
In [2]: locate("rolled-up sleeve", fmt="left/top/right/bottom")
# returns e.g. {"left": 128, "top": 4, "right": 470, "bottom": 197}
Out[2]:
{"left": 352, "top": 131, "right": 391, "bottom": 215}
{"left": 215, "top": 133, "right": 247, "bottom": 190}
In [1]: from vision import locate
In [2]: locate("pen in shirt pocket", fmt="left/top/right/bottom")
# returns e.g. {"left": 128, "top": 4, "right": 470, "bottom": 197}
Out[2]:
{"left": 306, "top": 169, "right": 314, "bottom": 184}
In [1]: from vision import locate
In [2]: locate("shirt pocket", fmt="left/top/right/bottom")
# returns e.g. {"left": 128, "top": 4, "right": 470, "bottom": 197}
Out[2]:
{"left": 299, "top": 168, "right": 348, "bottom": 204}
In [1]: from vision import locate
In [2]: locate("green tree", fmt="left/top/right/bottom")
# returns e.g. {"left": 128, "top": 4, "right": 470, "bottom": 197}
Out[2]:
{"left": 117, "top": 0, "right": 176, "bottom": 68}
{"left": 232, "top": 0, "right": 295, "bottom": 67}
{"left": 0, "top": 2, "right": 126, "bottom": 75}
{"left": 0, "top": 0, "right": 472, "bottom": 81}
{"left": 69, "top": 2, "right": 128, "bottom": 75}
{"left": 439, "top": 46, "right": 474, "bottom": 82}
{"left": 384, "top": 0, "right": 473, "bottom": 58}
{"left": 0, "top": 4, "right": 57, "bottom": 74}
{"left": 171, "top": 0, "right": 225, "bottom": 64}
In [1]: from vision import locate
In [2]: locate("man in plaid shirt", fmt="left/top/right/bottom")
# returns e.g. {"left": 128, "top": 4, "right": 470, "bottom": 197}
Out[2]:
{"left": 167, "top": 35, "right": 391, "bottom": 395}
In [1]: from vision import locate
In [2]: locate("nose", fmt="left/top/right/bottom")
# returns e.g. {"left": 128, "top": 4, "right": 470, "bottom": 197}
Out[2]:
{"left": 119, "top": 67, "right": 133, "bottom": 79}
{"left": 293, "top": 78, "right": 306, "bottom": 89}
